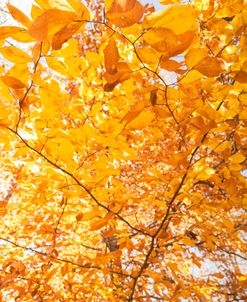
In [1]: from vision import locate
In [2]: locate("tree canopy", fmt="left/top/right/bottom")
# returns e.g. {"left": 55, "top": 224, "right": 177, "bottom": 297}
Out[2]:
{"left": 0, "top": 0, "right": 246, "bottom": 301}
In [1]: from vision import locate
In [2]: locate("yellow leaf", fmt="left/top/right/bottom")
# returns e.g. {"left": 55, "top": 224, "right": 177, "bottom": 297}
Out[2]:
{"left": 216, "top": 0, "right": 244, "bottom": 18}
{"left": 9, "top": 31, "right": 35, "bottom": 43}
{"left": 32, "top": 42, "right": 42, "bottom": 62}
{"left": 197, "top": 167, "right": 215, "bottom": 180}
{"left": 143, "top": 28, "right": 178, "bottom": 55}
{"left": 66, "top": 0, "right": 91, "bottom": 18}
{"left": 143, "top": 5, "right": 197, "bottom": 34}
{"left": 0, "top": 102, "right": 11, "bottom": 127}
{"left": 121, "top": 101, "right": 146, "bottom": 124}
{"left": 31, "top": 4, "right": 44, "bottom": 20}
{"left": 34, "top": 0, "right": 51, "bottom": 10}
{"left": 0, "top": 26, "right": 23, "bottom": 40}
{"left": 82, "top": 210, "right": 100, "bottom": 221}
{"left": 214, "top": 141, "right": 231, "bottom": 152}
{"left": 143, "top": 28, "right": 194, "bottom": 57}
{"left": 46, "top": 57, "right": 67, "bottom": 75}
{"left": 127, "top": 111, "right": 155, "bottom": 130}
{"left": 229, "top": 152, "right": 245, "bottom": 164}
{"left": 185, "top": 47, "right": 208, "bottom": 68}
{"left": 27, "top": 9, "right": 79, "bottom": 41}
{"left": 181, "top": 238, "right": 195, "bottom": 246}
{"left": 7, "top": 3, "right": 32, "bottom": 28}
{"left": 0, "top": 46, "right": 32, "bottom": 63}
{"left": 136, "top": 43, "right": 160, "bottom": 69}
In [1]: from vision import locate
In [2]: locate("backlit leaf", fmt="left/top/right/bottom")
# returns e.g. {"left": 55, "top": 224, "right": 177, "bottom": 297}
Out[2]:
{"left": 0, "top": 46, "right": 32, "bottom": 63}
{"left": 52, "top": 22, "right": 82, "bottom": 50}
{"left": 0, "top": 26, "right": 23, "bottom": 40}
{"left": 7, "top": 4, "right": 32, "bottom": 28}
{"left": 106, "top": 0, "right": 145, "bottom": 27}
{"left": 195, "top": 56, "right": 225, "bottom": 77}
{"left": 229, "top": 152, "right": 245, "bottom": 163}
{"left": 27, "top": 9, "right": 79, "bottom": 41}
{"left": 1, "top": 76, "right": 26, "bottom": 89}
{"left": 143, "top": 5, "right": 197, "bottom": 34}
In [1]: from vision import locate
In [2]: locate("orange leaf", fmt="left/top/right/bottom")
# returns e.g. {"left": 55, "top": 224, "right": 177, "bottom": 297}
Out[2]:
{"left": 121, "top": 101, "right": 146, "bottom": 124}
{"left": 106, "top": 0, "right": 145, "bottom": 27}
{"left": 27, "top": 9, "right": 79, "bottom": 41}
{"left": 160, "top": 58, "right": 182, "bottom": 71}
{"left": 104, "top": 39, "right": 120, "bottom": 73}
{"left": 7, "top": 3, "right": 32, "bottom": 28}
{"left": 66, "top": 0, "right": 91, "bottom": 18}
{"left": 52, "top": 22, "right": 82, "bottom": 50}
{"left": 90, "top": 218, "right": 108, "bottom": 231}
{"left": 104, "top": 62, "right": 131, "bottom": 84}
{"left": 32, "top": 42, "right": 42, "bottom": 62}
{"left": 195, "top": 56, "right": 225, "bottom": 77}
{"left": 1, "top": 76, "right": 26, "bottom": 89}
{"left": 235, "top": 71, "right": 247, "bottom": 83}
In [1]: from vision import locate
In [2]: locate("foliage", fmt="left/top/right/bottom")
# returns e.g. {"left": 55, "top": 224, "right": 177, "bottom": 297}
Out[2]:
{"left": 0, "top": 0, "right": 246, "bottom": 301}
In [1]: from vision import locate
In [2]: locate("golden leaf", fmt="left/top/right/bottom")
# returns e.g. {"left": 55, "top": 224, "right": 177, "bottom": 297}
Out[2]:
{"left": 0, "top": 26, "right": 23, "bottom": 40}
{"left": 229, "top": 152, "right": 245, "bottom": 163}
{"left": 143, "top": 5, "right": 197, "bottom": 34}
{"left": 0, "top": 46, "right": 32, "bottom": 63}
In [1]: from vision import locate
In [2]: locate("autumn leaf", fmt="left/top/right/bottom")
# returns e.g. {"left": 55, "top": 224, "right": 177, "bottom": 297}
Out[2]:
{"left": 1, "top": 75, "right": 26, "bottom": 89}
{"left": 0, "top": 1, "right": 246, "bottom": 301}
{"left": 7, "top": 3, "right": 32, "bottom": 28}
{"left": 0, "top": 26, "right": 23, "bottom": 40}
{"left": 51, "top": 22, "right": 82, "bottom": 50}
{"left": 27, "top": 9, "right": 79, "bottom": 41}
{"left": 104, "top": 38, "right": 120, "bottom": 72}
{"left": 143, "top": 5, "right": 197, "bottom": 34}
{"left": 0, "top": 46, "right": 32, "bottom": 63}
{"left": 195, "top": 56, "right": 225, "bottom": 77}
{"left": 106, "top": 0, "right": 145, "bottom": 27}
